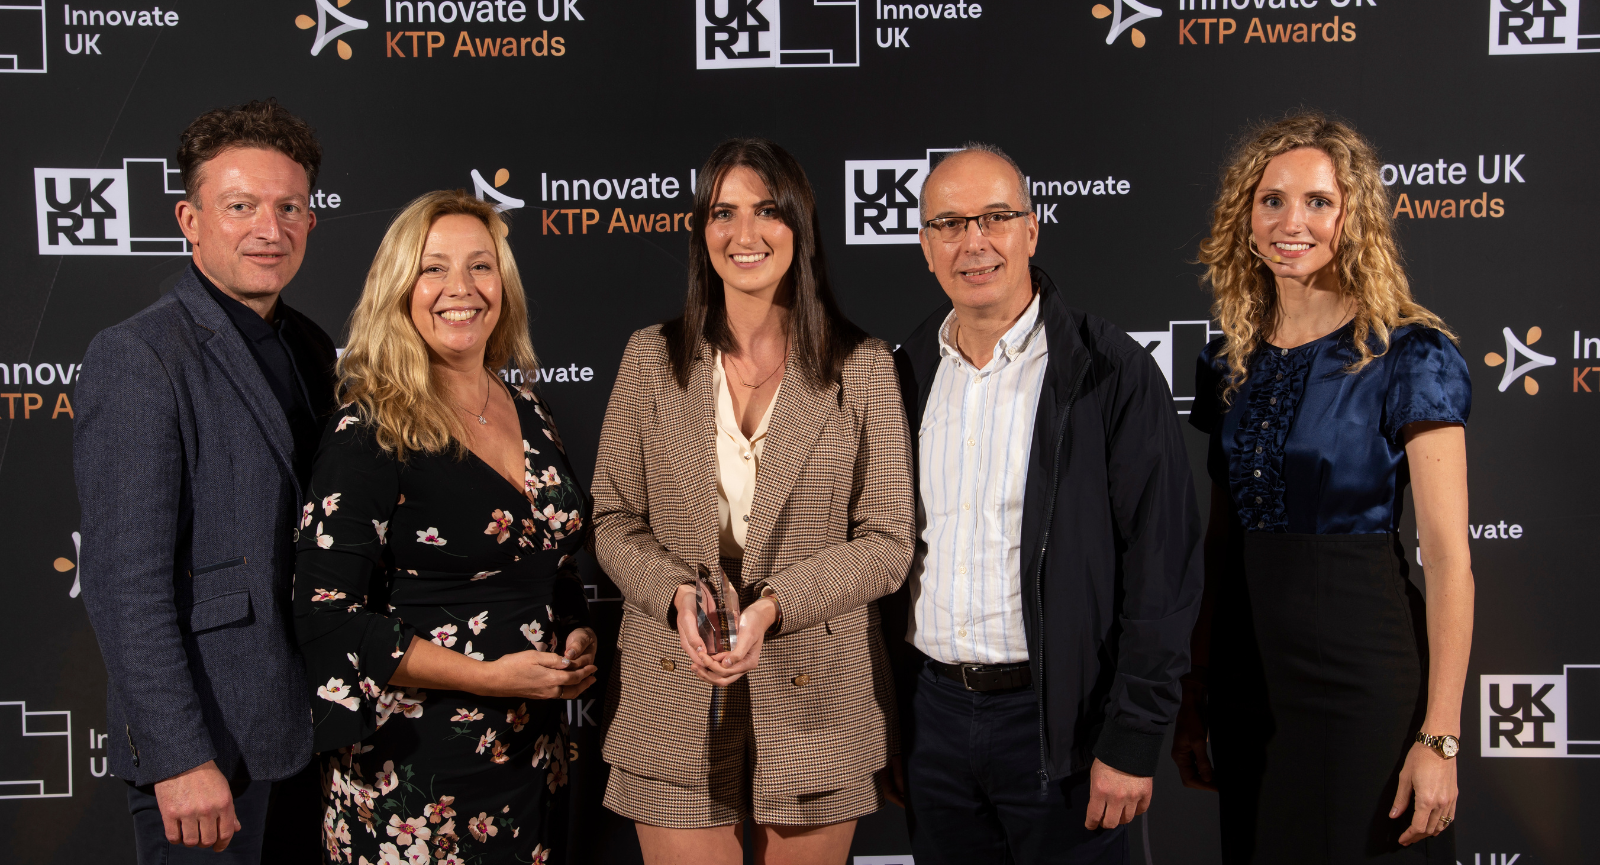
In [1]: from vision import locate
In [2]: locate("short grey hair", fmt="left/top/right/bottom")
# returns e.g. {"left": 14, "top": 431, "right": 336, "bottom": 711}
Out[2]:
{"left": 919, "top": 141, "right": 1032, "bottom": 222}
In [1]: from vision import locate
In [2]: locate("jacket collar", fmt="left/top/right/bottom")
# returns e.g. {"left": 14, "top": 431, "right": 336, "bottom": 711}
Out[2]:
{"left": 665, "top": 336, "right": 837, "bottom": 573}
{"left": 171, "top": 266, "right": 298, "bottom": 492}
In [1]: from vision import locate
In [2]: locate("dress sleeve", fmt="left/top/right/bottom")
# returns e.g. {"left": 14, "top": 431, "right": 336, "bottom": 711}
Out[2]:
{"left": 1381, "top": 327, "right": 1472, "bottom": 444}
{"left": 292, "top": 413, "right": 417, "bottom": 753}
{"left": 1188, "top": 338, "right": 1227, "bottom": 435}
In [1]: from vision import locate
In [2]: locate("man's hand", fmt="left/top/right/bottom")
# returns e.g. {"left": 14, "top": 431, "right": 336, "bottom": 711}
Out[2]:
{"left": 1085, "top": 758, "right": 1153, "bottom": 830}
{"left": 153, "top": 760, "right": 240, "bottom": 851}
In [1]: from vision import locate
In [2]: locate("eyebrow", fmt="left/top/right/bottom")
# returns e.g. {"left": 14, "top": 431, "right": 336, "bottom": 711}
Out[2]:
{"left": 930, "top": 202, "right": 1014, "bottom": 218}
{"left": 421, "top": 249, "right": 494, "bottom": 258}
{"left": 1259, "top": 186, "right": 1338, "bottom": 198}
{"left": 712, "top": 199, "right": 778, "bottom": 210}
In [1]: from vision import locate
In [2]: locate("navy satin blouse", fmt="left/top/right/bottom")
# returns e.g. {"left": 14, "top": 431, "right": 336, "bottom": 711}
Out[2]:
{"left": 1190, "top": 323, "right": 1472, "bottom": 535}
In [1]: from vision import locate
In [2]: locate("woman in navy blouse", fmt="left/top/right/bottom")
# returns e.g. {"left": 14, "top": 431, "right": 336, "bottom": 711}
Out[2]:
{"left": 1172, "top": 112, "right": 1475, "bottom": 863}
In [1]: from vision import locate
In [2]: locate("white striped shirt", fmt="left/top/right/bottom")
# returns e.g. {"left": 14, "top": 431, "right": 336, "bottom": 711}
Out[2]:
{"left": 907, "top": 293, "right": 1048, "bottom": 665}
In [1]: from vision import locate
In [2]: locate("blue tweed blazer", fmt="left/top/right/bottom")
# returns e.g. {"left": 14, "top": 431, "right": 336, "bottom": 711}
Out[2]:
{"left": 73, "top": 268, "right": 336, "bottom": 786}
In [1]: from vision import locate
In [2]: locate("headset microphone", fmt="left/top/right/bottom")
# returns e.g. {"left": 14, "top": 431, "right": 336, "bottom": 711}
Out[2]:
{"left": 1250, "top": 242, "right": 1283, "bottom": 265}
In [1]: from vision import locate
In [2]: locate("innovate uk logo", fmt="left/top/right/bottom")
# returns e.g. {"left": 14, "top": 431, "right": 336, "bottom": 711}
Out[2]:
{"left": 695, "top": 0, "right": 861, "bottom": 68}
{"left": 296, "top": 0, "right": 369, "bottom": 59}
{"left": 1483, "top": 667, "right": 1600, "bottom": 757}
{"left": 1091, "top": 0, "right": 1162, "bottom": 47}
{"left": 33, "top": 159, "right": 186, "bottom": 256}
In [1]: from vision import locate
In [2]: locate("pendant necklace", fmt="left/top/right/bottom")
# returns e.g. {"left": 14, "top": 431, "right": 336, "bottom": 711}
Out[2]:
{"left": 458, "top": 371, "right": 491, "bottom": 425}
{"left": 728, "top": 345, "right": 786, "bottom": 389}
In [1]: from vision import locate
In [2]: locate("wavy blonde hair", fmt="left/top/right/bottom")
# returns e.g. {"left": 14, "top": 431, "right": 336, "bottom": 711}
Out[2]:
{"left": 1197, "top": 111, "right": 1452, "bottom": 403}
{"left": 339, "top": 190, "right": 538, "bottom": 459}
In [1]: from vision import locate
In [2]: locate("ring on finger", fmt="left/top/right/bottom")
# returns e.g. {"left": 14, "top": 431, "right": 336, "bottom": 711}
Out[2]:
{"left": 1439, "top": 815, "right": 1453, "bottom": 827}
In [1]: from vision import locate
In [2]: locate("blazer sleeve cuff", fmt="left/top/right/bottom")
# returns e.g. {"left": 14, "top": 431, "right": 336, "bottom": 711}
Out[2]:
{"left": 1091, "top": 718, "right": 1164, "bottom": 778}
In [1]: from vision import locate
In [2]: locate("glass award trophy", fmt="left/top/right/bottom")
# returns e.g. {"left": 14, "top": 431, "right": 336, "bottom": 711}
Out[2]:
{"left": 693, "top": 563, "right": 740, "bottom": 653}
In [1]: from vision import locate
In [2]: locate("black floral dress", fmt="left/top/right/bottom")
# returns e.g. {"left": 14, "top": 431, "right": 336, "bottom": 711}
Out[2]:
{"left": 293, "top": 384, "right": 590, "bottom": 865}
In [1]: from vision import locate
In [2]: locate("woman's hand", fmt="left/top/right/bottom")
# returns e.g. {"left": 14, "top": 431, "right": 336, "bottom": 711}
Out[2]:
{"left": 563, "top": 626, "right": 598, "bottom": 670}
{"left": 694, "top": 598, "right": 777, "bottom": 686}
{"left": 1392, "top": 741, "right": 1458, "bottom": 845}
{"left": 673, "top": 584, "right": 722, "bottom": 681}
{"left": 1171, "top": 682, "right": 1217, "bottom": 791}
{"left": 484, "top": 649, "right": 596, "bottom": 700}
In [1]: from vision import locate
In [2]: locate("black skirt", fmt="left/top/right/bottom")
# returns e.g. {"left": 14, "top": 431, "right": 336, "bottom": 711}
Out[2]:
{"left": 1209, "top": 532, "right": 1456, "bottom": 863}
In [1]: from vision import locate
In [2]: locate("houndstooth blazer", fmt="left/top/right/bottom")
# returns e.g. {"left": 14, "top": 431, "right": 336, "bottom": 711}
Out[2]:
{"left": 593, "top": 325, "right": 915, "bottom": 796}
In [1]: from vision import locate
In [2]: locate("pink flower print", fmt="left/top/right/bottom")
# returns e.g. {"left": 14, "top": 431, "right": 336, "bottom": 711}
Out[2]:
{"left": 467, "top": 611, "right": 489, "bottom": 635}
{"left": 470, "top": 570, "right": 500, "bottom": 581}
{"left": 519, "top": 620, "right": 545, "bottom": 647}
{"left": 376, "top": 841, "right": 404, "bottom": 865}
{"left": 375, "top": 760, "right": 401, "bottom": 795}
{"left": 403, "top": 842, "right": 430, "bottom": 865}
{"left": 322, "top": 493, "right": 342, "bottom": 515}
{"left": 416, "top": 527, "right": 447, "bottom": 546}
{"left": 530, "top": 844, "right": 550, "bottom": 864}
{"left": 490, "top": 739, "right": 510, "bottom": 764}
{"left": 316, "top": 522, "right": 334, "bottom": 549}
{"left": 395, "top": 690, "right": 426, "bottom": 719}
{"left": 429, "top": 624, "right": 458, "bottom": 648}
{"left": 462, "top": 641, "right": 484, "bottom": 661}
{"left": 524, "top": 468, "right": 544, "bottom": 495}
{"left": 506, "top": 703, "right": 530, "bottom": 732}
{"left": 359, "top": 678, "right": 381, "bottom": 699}
{"left": 312, "top": 588, "right": 347, "bottom": 603}
{"left": 423, "top": 795, "right": 456, "bottom": 824}
{"left": 475, "top": 728, "right": 498, "bottom": 755}
{"left": 541, "top": 536, "right": 556, "bottom": 551}
{"left": 386, "top": 814, "right": 431, "bottom": 846}
{"left": 467, "top": 813, "right": 498, "bottom": 842}
{"left": 564, "top": 514, "right": 583, "bottom": 533}
{"left": 536, "top": 504, "right": 569, "bottom": 530}
{"left": 523, "top": 438, "right": 539, "bottom": 454}
{"left": 332, "top": 818, "right": 352, "bottom": 845}
{"left": 450, "top": 708, "right": 484, "bottom": 723}
{"left": 317, "top": 678, "right": 361, "bottom": 711}
{"left": 546, "top": 750, "right": 569, "bottom": 790}
{"left": 438, "top": 855, "right": 466, "bottom": 865}
{"left": 336, "top": 414, "right": 360, "bottom": 432}
{"left": 517, "top": 385, "right": 535, "bottom": 402}
{"left": 301, "top": 501, "right": 314, "bottom": 529}
{"left": 347, "top": 652, "right": 360, "bottom": 668}
{"left": 538, "top": 467, "right": 562, "bottom": 488}
{"left": 484, "top": 509, "right": 514, "bottom": 543}
{"left": 373, "top": 520, "right": 389, "bottom": 544}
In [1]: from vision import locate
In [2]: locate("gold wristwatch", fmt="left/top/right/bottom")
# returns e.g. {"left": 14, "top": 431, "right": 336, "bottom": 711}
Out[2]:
{"left": 1416, "top": 732, "right": 1460, "bottom": 759}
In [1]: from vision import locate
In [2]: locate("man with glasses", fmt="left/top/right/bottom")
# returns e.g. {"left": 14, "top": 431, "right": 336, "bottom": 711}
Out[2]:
{"left": 882, "top": 143, "right": 1203, "bottom": 863}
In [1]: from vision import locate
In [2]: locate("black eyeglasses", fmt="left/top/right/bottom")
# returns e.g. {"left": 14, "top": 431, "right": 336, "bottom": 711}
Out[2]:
{"left": 921, "top": 210, "right": 1031, "bottom": 242}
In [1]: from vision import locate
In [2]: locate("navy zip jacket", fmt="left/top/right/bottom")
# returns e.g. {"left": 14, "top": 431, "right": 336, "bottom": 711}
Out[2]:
{"left": 887, "top": 267, "right": 1204, "bottom": 780}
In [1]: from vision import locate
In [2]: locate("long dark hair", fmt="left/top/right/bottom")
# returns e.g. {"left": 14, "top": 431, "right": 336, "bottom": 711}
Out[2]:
{"left": 664, "top": 137, "right": 865, "bottom": 389}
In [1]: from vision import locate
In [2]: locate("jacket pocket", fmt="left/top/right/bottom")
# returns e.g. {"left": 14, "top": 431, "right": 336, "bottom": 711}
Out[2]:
{"left": 180, "top": 589, "right": 253, "bottom": 634}
{"left": 190, "top": 556, "right": 246, "bottom": 577}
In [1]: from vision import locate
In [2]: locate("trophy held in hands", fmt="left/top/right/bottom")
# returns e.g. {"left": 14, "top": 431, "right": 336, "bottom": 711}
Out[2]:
{"left": 693, "top": 563, "right": 741, "bottom": 653}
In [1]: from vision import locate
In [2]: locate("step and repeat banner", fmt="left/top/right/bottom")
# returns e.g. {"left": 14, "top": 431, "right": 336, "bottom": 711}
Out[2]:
{"left": 2, "top": 0, "right": 1597, "bottom": 862}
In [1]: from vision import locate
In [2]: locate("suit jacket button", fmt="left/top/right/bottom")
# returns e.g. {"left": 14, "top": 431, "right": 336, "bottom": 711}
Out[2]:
{"left": 792, "top": 673, "right": 810, "bottom": 687}
{"left": 661, "top": 658, "right": 676, "bottom": 672}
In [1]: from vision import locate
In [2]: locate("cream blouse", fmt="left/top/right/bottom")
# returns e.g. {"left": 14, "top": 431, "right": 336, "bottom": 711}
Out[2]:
{"left": 712, "top": 352, "right": 781, "bottom": 559}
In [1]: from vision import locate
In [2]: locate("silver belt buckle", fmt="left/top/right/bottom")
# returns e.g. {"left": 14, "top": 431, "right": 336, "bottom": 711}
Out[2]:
{"left": 960, "top": 663, "right": 982, "bottom": 691}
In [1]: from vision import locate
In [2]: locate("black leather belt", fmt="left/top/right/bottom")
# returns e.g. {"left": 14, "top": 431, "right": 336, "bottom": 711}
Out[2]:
{"left": 929, "top": 660, "right": 1032, "bottom": 692}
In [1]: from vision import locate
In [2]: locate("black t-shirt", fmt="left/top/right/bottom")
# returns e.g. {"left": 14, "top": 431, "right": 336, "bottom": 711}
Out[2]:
{"left": 192, "top": 263, "right": 324, "bottom": 488}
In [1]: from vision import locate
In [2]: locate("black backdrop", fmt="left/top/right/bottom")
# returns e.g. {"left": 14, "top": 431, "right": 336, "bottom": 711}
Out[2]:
{"left": 4, "top": 0, "right": 1598, "bottom": 862}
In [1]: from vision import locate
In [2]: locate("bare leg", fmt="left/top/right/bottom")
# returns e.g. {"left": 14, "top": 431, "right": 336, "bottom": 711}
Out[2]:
{"left": 753, "top": 819, "right": 858, "bottom": 865}
{"left": 636, "top": 822, "right": 744, "bottom": 865}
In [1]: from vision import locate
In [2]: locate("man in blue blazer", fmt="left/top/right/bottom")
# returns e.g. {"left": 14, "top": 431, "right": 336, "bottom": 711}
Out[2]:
{"left": 73, "top": 100, "right": 338, "bottom": 863}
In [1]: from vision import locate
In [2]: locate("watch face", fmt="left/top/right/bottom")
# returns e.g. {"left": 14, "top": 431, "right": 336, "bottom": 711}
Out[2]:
{"left": 1441, "top": 737, "right": 1459, "bottom": 758}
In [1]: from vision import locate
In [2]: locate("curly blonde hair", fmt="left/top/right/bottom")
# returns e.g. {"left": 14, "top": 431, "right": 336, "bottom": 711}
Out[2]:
{"left": 338, "top": 190, "right": 538, "bottom": 459}
{"left": 1197, "top": 111, "right": 1452, "bottom": 403}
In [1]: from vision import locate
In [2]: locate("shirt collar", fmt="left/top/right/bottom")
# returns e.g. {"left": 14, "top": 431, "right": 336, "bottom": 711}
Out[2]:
{"left": 193, "top": 262, "right": 281, "bottom": 344}
{"left": 937, "top": 291, "right": 1044, "bottom": 366}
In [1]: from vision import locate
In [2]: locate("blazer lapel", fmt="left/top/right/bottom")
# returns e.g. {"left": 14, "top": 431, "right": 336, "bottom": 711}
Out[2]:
{"left": 741, "top": 347, "right": 837, "bottom": 570}
{"left": 661, "top": 339, "right": 722, "bottom": 569}
{"left": 173, "top": 272, "right": 298, "bottom": 492}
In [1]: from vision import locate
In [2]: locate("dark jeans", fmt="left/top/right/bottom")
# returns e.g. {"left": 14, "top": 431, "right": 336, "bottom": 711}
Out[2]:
{"left": 127, "top": 761, "right": 321, "bottom": 865}
{"left": 905, "top": 662, "right": 1127, "bottom": 865}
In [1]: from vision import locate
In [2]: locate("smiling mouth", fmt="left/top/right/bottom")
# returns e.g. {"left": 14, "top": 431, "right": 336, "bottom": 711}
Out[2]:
{"left": 731, "top": 253, "right": 768, "bottom": 264}
{"left": 961, "top": 264, "right": 1000, "bottom": 277}
{"left": 439, "top": 309, "right": 480, "bottom": 322}
{"left": 1273, "top": 242, "right": 1313, "bottom": 251}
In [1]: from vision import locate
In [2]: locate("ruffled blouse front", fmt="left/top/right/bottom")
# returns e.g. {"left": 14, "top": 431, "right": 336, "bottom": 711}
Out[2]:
{"left": 1190, "top": 323, "right": 1472, "bottom": 534}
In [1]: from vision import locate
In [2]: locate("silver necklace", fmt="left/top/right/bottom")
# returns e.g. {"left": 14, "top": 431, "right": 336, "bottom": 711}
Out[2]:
{"left": 457, "top": 371, "right": 491, "bottom": 425}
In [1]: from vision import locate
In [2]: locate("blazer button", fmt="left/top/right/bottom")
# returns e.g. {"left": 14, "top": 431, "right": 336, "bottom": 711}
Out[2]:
{"left": 792, "top": 673, "right": 810, "bottom": 687}
{"left": 661, "top": 659, "right": 676, "bottom": 672}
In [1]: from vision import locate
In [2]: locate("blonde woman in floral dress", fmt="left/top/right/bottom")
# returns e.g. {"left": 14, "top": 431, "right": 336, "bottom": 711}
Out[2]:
{"left": 294, "top": 190, "right": 598, "bottom": 865}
